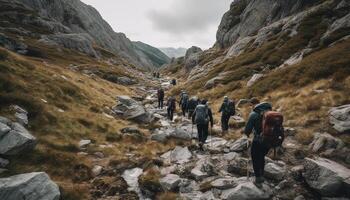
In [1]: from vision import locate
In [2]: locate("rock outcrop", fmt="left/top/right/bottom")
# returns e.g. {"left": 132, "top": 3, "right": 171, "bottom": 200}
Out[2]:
{"left": 0, "top": 172, "right": 60, "bottom": 200}
{"left": 184, "top": 46, "right": 202, "bottom": 70}
{"left": 329, "top": 104, "right": 350, "bottom": 133}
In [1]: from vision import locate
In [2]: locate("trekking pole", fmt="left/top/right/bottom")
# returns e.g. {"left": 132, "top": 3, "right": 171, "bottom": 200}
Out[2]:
{"left": 246, "top": 138, "right": 250, "bottom": 180}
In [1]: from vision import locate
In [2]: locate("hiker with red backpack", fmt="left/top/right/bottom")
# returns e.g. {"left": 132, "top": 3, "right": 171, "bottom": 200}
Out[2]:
{"left": 219, "top": 96, "right": 235, "bottom": 134}
{"left": 157, "top": 88, "right": 165, "bottom": 109}
{"left": 167, "top": 96, "right": 176, "bottom": 121}
{"left": 244, "top": 99, "right": 284, "bottom": 184}
{"left": 192, "top": 99, "right": 214, "bottom": 151}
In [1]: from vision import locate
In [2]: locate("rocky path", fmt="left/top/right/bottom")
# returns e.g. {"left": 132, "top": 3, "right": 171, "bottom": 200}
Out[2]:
{"left": 106, "top": 74, "right": 350, "bottom": 200}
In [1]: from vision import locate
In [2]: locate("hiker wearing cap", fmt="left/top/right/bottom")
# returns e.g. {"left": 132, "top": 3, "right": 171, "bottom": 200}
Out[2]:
{"left": 192, "top": 99, "right": 213, "bottom": 151}
{"left": 219, "top": 96, "right": 235, "bottom": 134}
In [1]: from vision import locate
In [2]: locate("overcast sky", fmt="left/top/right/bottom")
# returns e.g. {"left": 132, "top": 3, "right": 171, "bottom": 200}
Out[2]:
{"left": 81, "top": 0, "right": 232, "bottom": 49}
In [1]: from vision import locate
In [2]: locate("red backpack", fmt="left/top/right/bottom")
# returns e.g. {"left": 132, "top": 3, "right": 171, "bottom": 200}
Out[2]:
{"left": 262, "top": 111, "right": 285, "bottom": 149}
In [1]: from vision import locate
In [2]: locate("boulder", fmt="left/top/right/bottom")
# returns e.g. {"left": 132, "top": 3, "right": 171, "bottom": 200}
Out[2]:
{"left": 79, "top": 139, "right": 91, "bottom": 149}
{"left": 230, "top": 116, "right": 246, "bottom": 128}
{"left": 117, "top": 76, "right": 136, "bottom": 85}
{"left": 190, "top": 157, "right": 215, "bottom": 181}
{"left": 160, "top": 174, "right": 181, "bottom": 191}
{"left": 227, "top": 157, "right": 249, "bottom": 176}
{"left": 114, "top": 96, "right": 153, "bottom": 123}
{"left": 309, "top": 132, "right": 344, "bottom": 153}
{"left": 328, "top": 105, "right": 350, "bottom": 133}
{"left": 247, "top": 74, "right": 264, "bottom": 87}
{"left": 226, "top": 36, "right": 256, "bottom": 58}
{"left": 221, "top": 178, "right": 272, "bottom": 200}
{"left": 211, "top": 177, "right": 238, "bottom": 189}
{"left": 0, "top": 122, "right": 11, "bottom": 138}
{"left": 184, "top": 46, "right": 202, "bottom": 70}
{"left": 92, "top": 165, "right": 103, "bottom": 177}
{"left": 161, "top": 146, "right": 192, "bottom": 165}
{"left": 15, "top": 112, "right": 28, "bottom": 126}
{"left": 0, "top": 123, "right": 36, "bottom": 155}
{"left": 150, "top": 131, "right": 169, "bottom": 143}
{"left": 303, "top": 157, "right": 350, "bottom": 197}
{"left": 227, "top": 137, "right": 249, "bottom": 152}
{"left": 204, "top": 137, "right": 228, "bottom": 153}
{"left": 0, "top": 117, "right": 11, "bottom": 125}
{"left": 0, "top": 172, "right": 60, "bottom": 200}
{"left": 264, "top": 162, "right": 286, "bottom": 181}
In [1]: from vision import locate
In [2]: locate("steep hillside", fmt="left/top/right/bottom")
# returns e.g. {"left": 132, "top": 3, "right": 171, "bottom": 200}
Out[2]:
{"left": 133, "top": 41, "right": 171, "bottom": 68}
{"left": 159, "top": 47, "right": 187, "bottom": 58}
{"left": 3, "top": 0, "right": 165, "bottom": 70}
{"left": 162, "top": 0, "right": 350, "bottom": 160}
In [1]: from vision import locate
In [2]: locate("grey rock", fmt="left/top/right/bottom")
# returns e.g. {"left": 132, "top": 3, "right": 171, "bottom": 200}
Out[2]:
{"left": 150, "top": 131, "right": 169, "bottom": 142}
{"left": 303, "top": 157, "right": 350, "bottom": 197}
{"left": 0, "top": 123, "right": 36, "bottom": 155}
{"left": 322, "top": 13, "right": 350, "bottom": 45}
{"left": 0, "top": 172, "right": 60, "bottom": 200}
{"left": 184, "top": 46, "right": 202, "bottom": 70}
{"left": 247, "top": 74, "right": 264, "bottom": 87}
{"left": 161, "top": 146, "right": 192, "bottom": 165}
{"left": 191, "top": 157, "right": 216, "bottom": 181}
{"left": 117, "top": 76, "right": 136, "bottom": 85}
{"left": 329, "top": 104, "right": 350, "bottom": 133}
{"left": 204, "top": 137, "right": 228, "bottom": 153}
{"left": 15, "top": 112, "right": 28, "bottom": 126}
{"left": 0, "top": 158, "right": 9, "bottom": 168}
{"left": 210, "top": 177, "right": 238, "bottom": 190}
{"left": 309, "top": 132, "right": 344, "bottom": 153}
{"left": 114, "top": 96, "right": 153, "bottom": 123}
{"left": 160, "top": 174, "right": 181, "bottom": 191}
{"left": 0, "top": 117, "right": 11, "bottom": 125}
{"left": 0, "top": 123, "right": 11, "bottom": 138}
{"left": 221, "top": 178, "right": 272, "bottom": 200}
{"left": 78, "top": 139, "right": 91, "bottom": 149}
{"left": 226, "top": 36, "right": 256, "bottom": 58}
{"left": 228, "top": 137, "right": 248, "bottom": 152}
{"left": 0, "top": 33, "right": 28, "bottom": 53}
{"left": 92, "top": 165, "right": 103, "bottom": 177}
{"left": 264, "top": 162, "right": 286, "bottom": 181}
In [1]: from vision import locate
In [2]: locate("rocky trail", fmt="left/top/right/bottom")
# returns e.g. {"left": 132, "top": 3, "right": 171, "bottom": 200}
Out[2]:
{"left": 86, "top": 74, "right": 350, "bottom": 200}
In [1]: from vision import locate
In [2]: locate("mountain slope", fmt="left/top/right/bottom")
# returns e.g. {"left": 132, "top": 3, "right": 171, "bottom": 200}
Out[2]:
{"left": 133, "top": 41, "right": 170, "bottom": 68}
{"left": 9, "top": 0, "right": 164, "bottom": 69}
{"left": 159, "top": 47, "right": 187, "bottom": 58}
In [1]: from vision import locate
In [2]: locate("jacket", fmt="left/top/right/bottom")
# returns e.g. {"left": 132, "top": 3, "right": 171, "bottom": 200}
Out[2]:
{"left": 244, "top": 102, "right": 272, "bottom": 137}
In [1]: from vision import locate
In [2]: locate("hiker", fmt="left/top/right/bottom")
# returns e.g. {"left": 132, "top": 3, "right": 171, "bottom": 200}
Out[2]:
{"left": 157, "top": 88, "right": 165, "bottom": 109}
{"left": 156, "top": 72, "right": 160, "bottom": 78}
{"left": 192, "top": 99, "right": 213, "bottom": 151}
{"left": 153, "top": 72, "right": 156, "bottom": 78}
{"left": 179, "top": 91, "right": 189, "bottom": 117}
{"left": 171, "top": 79, "right": 177, "bottom": 86}
{"left": 167, "top": 96, "right": 176, "bottom": 121}
{"left": 187, "top": 96, "right": 199, "bottom": 119}
{"left": 244, "top": 99, "right": 284, "bottom": 184}
{"left": 218, "top": 96, "right": 235, "bottom": 133}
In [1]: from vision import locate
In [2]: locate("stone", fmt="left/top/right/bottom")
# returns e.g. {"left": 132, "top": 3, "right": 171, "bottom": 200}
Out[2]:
{"left": 159, "top": 174, "right": 181, "bottom": 191}
{"left": 303, "top": 157, "right": 350, "bottom": 197}
{"left": 211, "top": 177, "right": 238, "bottom": 189}
{"left": 0, "top": 158, "right": 9, "bottom": 168}
{"left": 328, "top": 105, "right": 350, "bottom": 133}
{"left": 221, "top": 178, "right": 272, "bottom": 200}
{"left": 285, "top": 127, "right": 297, "bottom": 136}
{"left": 0, "top": 117, "right": 11, "bottom": 125}
{"left": 161, "top": 146, "right": 192, "bottom": 165}
{"left": 204, "top": 137, "right": 228, "bottom": 153}
{"left": 264, "top": 162, "right": 286, "bottom": 181}
{"left": 122, "top": 168, "right": 143, "bottom": 198}
{"left": 117, "top": 76, "right": 136, "bottom": 85}
{"left": 247, "top": 74, "right": 264, "bottom": 87}
{"left": 230, "top": 116, "right": 246, "bottom": 128}
{"left": 228, "top": 137, "right": 249, "bottom": 152}
{"left": 79, "top": 139, "right": 91, "bottom": 149}
{"left": 92, "top": 165, "right": 103, "bottom": 177}
{"left": 309, "top": 132, "right": 344, "bottom": 153}
{"left": 226, "top": 36, "right": 256, "bottom": 58}
{"left": 0, "top": 122, "right": 11, "bottom": 138}
{"left": 191, "top": 157, "right": 216, "bottom": 181}
{"left": 150, "top": 131, "right": 169, "bottom": 142}
{"left": 114, "top": 96, "right": 153, "bottom": 123}
{"left": 0, "top": 123, "right": 36, "bottom": 155}
{"left": 0, "top": 172, "right": 60, "bottom": 200}
{"left": 121, "top": 127, "right": 141, "bottom": 135}
{"left": 291, "top": 165, "right": 304, "bottom": 181}
{"left": 15, "top": 112, "right": 28, "bottom": 126}
{"left": 227, "top": 157, "right": 249, "bottom": 176}
{"left": 179, "top": 179, "right": 199, "bottom": 193}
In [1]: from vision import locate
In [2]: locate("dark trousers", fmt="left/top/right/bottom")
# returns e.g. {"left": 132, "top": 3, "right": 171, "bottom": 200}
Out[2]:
{"left": 182, "top": 106, "right": 187, "bottom": 117}
{"left": 221, "top": 114, "right": 230, "bottom": 132}
{"left": 197, "top": 123, "right": 209, "bottom": 143}
{"left": 251, "top": 139, "right": 270, "bottom": 177}
{"left": 167, "top": 108, "right": 174, "bottom": 121}
{"left": 188, "top": 110, "right": 194, "bottom": 119}
{"left": 158, "top": 98, "right": 163, "bottom": 109}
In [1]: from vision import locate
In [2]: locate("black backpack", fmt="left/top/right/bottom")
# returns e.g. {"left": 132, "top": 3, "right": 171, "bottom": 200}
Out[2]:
{"left": 223, "top": 101, "right": 235, "bottom": 116}
{"left": 195, "top": 105, "right": 209, "bottom": 124}
{"left": 182, "top": 93, "right": 189, "bottom": 105}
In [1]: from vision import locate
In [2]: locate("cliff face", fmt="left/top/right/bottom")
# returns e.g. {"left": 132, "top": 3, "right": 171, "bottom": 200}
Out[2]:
{"left": 216, "top": 0, "right": 323, "bottom": 48}
{"left": 9, "top": 0, "right": 167, "bottom": 69}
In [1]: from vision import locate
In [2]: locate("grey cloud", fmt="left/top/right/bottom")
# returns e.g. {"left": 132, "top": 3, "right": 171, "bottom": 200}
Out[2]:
{"left": 148, "top": 0, "right": 232, "bottom": 35}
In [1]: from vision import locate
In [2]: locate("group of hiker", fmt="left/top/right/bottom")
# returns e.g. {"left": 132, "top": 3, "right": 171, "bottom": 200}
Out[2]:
{"left": 156, "top": 87, "right": 285, "bottom": 185}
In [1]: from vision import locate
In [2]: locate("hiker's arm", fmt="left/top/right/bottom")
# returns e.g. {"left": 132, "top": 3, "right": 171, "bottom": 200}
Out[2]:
{"left": 192, "top": 109, "right": 196, "bottom": 124}
{"left": 218, "top": 103, "right": 223, "bottom": 113}
{"left": 244, "top": 112, "right": 256, "bottom": 137}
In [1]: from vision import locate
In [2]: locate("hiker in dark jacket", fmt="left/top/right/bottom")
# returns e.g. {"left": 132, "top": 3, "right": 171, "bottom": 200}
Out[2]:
{"left": 192, "top": 99, "right": 214, "bottom": 151}
{"left": 244, "top": 99, "right": 272, "bottom": 184}
{"left": 157, "top": 88, "right": 165, "bottom": 109}
{"left": 187, "top": 96, "right": 199, "bottom": 119}
{"left": 179, "top": 92, "right": 189, "bottom": 117}
{"left": 219, "top": 96, "right": 235, "bottom": 134}
{"left": 167, "top": 96, "right": 176, "bottom": 121}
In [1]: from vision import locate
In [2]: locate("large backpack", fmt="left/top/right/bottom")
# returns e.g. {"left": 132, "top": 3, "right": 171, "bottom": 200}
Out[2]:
{"left": 223, "top": 101, "right": 235, "bottom": 116}
{"left": 195, "top": 105, "right": 209, "bottom": 124}
{"left": 262, "top": 111, "right": 285, "bottom": 148}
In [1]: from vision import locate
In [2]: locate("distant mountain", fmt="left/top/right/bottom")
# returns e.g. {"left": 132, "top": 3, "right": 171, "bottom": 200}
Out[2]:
{"left": 159, "top": 47, "right": 187, "bottom": 58}
{"left": 133, "top": 41, "right": 170, "bottom": 68}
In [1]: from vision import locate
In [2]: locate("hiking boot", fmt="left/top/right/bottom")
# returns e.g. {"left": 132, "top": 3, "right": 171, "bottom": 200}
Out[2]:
{"left": 199, "top": 143, "right": 204, "bottom": 151}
